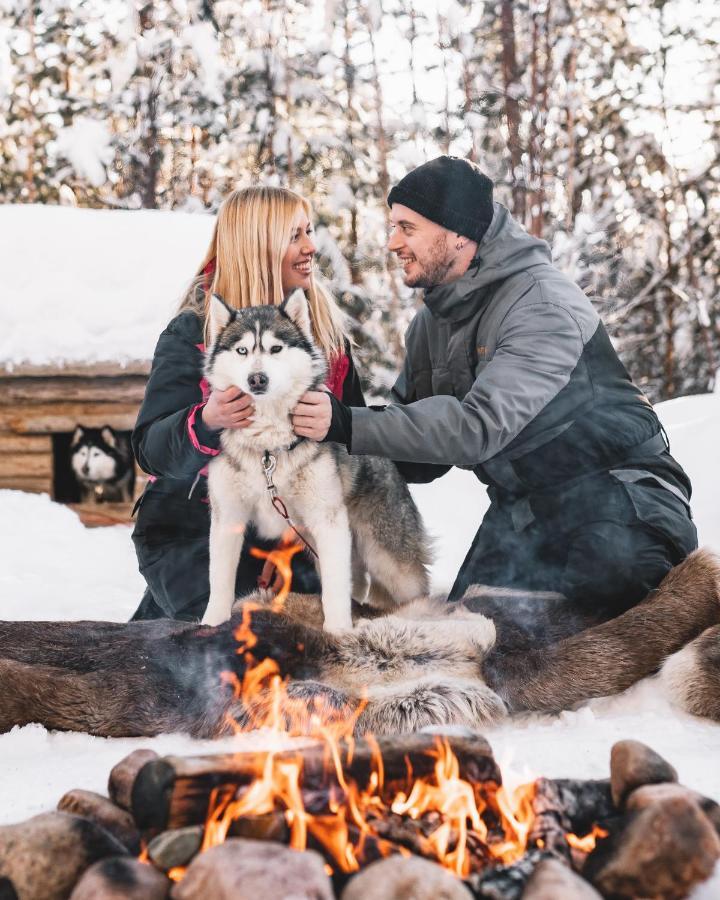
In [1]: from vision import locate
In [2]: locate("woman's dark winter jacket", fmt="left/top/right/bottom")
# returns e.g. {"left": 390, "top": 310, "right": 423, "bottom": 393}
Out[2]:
{"left": 346, "top": 203, "right": 698, "bottom": 611}
{"left": 130, "top": 308, "right": 365, "bottom": 622}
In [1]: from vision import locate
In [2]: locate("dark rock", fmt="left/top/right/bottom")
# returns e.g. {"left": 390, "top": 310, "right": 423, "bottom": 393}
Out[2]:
{"left": 0, "top": 811, "right": 128, "bottom": 900}
{"left": 70, "top": 857, "right": 170, "bottom": 899}
{"left": 609, "top": 739, "right": 678, "bottom": 807}
{"left": 341, "top": 856, "right": 473, "bottom": 899}
{"left": 148, "top": 827, "right": 203, "bottom": 871}
{"left": 521, "top": 858, "right": 602, "bottom": 898}
{"left": 170, "top": 839, "right": 333, "bottom": 899}
{"left": 587, "top": 795, "right": 720, "bottom": 899}
{"left": 58, "top": 789, "right": 141, "bottom": 854}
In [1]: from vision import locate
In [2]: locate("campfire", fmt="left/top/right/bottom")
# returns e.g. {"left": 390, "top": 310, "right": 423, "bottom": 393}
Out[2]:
{"left": 1, "top": 540, "right": 719, "bottom": 898}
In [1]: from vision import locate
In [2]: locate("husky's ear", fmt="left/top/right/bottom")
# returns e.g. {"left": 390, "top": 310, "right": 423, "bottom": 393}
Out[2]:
{"left": 282, "top": 290, "right": 312, "bottom": 340}
{"left": 71, "top": 426, "right": 84, "bottom": 446}
{"left": 100, "top": 426, "right": 117, "bottom": 449}
{"left": 208, "top": 294, "right": 235, "bottom": 345}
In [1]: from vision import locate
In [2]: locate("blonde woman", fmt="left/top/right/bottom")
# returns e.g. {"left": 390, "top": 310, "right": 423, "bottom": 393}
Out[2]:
{"left": 130, "top": 187, "right": 365, "bottom": 621}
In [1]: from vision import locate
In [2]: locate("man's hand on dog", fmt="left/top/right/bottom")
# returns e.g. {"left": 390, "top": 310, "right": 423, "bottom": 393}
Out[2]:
{"left": 292, "top": 390, "right": 332, "bottom": 441}
{"left": 202, "top": 387, "right": 255, "bottom": 430}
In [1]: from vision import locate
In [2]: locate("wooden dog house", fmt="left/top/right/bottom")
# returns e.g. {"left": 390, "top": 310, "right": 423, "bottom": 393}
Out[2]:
{"left": 0, "top": 359, "right": 150, "bottom": 525}
{"left": 0, "top": 202, "right": 214, "bottom": 525}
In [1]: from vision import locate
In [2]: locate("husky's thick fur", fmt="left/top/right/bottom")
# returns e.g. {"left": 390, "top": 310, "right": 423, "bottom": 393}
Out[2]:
{"left": 201, "top": 293, "right": 431, "bottom": 631}
{"left": 70, "top": 425, "right": 133, "bottom": 503}
{"left": 1, "top": 550, "right": 718, "bottom": 738}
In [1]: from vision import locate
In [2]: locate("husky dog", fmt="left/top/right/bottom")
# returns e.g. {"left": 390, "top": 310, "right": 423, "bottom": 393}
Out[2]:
{"left": 70, "top": 426, "right": 133, "bottom": 503}
{"left": 201, "top": 293, "right": 431, "bottom": 631}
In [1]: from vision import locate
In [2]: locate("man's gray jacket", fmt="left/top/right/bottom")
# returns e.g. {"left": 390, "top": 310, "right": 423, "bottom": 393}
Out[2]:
{"left": 348, "top": 202, "right": 697, "bottom": 592}
{"left": 352, "top": 203, "right": 689, "bottom": 493}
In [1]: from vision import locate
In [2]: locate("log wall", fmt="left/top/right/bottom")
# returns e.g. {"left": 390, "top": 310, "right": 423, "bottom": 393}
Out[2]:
{"left": 0, "top": 363, "right": 150, "bottom": 523}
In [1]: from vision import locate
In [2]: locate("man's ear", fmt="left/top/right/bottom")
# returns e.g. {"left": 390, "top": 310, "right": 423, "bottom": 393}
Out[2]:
{"left": 208, "top": 294, "right": 234, "bottom": 345}
{"left": 281, "top": 290, "right": 312, "bottom": 340}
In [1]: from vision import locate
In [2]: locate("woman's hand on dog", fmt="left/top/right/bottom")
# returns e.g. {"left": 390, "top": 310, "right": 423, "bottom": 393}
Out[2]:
{"left": 202, "top": 386, "right": 255, "bottom": 430}
{"left": 292, "top": 390, "right": 332, "bottom": 441}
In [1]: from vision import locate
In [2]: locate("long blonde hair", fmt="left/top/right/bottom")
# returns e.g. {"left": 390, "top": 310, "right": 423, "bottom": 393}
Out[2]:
{"left": 181, "top": 186, "right": 346, "bottom": 358}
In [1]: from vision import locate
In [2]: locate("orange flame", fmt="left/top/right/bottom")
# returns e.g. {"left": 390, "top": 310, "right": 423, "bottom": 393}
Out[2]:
{"left": 566, "top": 824, "right": 609, "bottom": 853}
{"left": 160, "top": 536, "right": 550, "bottom": 883}
{"left": 249, "top": 531, "right": 305, "bottom": 612}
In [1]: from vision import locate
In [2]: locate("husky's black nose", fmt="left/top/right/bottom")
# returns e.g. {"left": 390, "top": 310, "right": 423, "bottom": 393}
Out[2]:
{"left": 248, "top": 371, "right": 269, "bottom": 393}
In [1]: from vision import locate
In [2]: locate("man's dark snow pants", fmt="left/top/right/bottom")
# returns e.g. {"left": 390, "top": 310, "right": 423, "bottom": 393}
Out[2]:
{"left": 447, "top": 466, "right": 698, "bottom": 613}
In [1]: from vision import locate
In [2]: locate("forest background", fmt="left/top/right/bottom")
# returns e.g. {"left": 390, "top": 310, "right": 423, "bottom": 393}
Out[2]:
{"left": 2, "top": 0, "right": 719, "bottom": 400}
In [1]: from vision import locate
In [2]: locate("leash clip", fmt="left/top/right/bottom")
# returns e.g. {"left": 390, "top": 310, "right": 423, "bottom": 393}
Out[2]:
{"left": 262, "top": 451, "right": 278, "bottom": 495}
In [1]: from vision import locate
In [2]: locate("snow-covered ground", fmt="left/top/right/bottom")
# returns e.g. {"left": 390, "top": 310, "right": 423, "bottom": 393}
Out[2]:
{"left": 1, "top": 202, "right": 719, "bottom": 892}
{"left": 1, "top": 394, "right": 719, "bottom": 897}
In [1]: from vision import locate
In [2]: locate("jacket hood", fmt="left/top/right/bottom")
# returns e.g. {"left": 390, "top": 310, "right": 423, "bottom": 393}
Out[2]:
{"left": 423, "top": 203, "right": 552, "bottom": 322}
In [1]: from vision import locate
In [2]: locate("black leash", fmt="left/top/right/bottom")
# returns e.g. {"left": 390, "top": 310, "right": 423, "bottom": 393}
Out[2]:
{"left": 261, "top": 450, "right": 319, "bottom": 559}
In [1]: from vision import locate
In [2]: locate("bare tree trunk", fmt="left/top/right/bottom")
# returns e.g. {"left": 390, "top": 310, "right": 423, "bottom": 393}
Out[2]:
{"left": 660, "top": 192, "right": 677, "bottom": 398}
{"left": 25, "top": 0, "right": 37, "bottom": 201}
{"left": 436, "top": 12, "right": 452, "bottom": 154}
{"left": 343, "top": 0, "right": 362, "bottom": 284}
{"left": 141, "top": 83, "right": 161, "bottom": 209}
{"left": 362, "top": 7, "right": 403, "bottom": 355}
{"left": 500, "top": 0, "right": 525, "bottom": 222}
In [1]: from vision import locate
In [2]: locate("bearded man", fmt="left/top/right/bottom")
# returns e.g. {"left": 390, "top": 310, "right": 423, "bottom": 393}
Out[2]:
{"left": 292, "top": 156, "right": 697, "bottom": 613}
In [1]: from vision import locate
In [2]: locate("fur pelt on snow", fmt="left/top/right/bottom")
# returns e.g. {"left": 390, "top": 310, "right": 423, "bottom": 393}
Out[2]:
{"left": 0, "top": 550, "right": 719, "bottom": 738}
{"left": 240, "top": 548, "right": 720, "bottom": 733}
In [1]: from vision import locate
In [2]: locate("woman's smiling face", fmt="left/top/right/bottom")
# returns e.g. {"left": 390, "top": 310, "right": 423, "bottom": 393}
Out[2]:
{"left": 281, "top": 210, "right": 317, "bottom": 297}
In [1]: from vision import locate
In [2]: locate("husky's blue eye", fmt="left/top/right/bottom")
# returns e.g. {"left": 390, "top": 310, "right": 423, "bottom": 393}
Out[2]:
{"left": 236, "top": 347, "right": 248, "bottom": 356}
{"left": 270, "top": 345, "right": 283, "bottom": 354}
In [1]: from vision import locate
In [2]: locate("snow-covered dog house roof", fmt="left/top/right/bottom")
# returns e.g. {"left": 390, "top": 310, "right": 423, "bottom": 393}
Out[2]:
{"left": 0, "top": 204, "right": 213, "bottom": 507}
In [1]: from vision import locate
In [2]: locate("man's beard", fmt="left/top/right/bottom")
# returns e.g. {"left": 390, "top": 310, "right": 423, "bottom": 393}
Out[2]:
{"left": 403, "top": 234, "right": 453, "bottom": 288}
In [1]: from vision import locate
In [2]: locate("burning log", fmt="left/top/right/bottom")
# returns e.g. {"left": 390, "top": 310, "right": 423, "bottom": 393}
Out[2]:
{"left": 527, "top": 779, "right": 571, "bottom": 863}
{"left": 109, "top": 749, "right": 160, "bottom": 812}
{"left": 466, "top": 848, "right": 552, "bottom": 899}
{"left": 129, "top": 733, "right": 500, "bottom": 833}
{"left": 548, "top": 779, "right": 614, "bottom": 835}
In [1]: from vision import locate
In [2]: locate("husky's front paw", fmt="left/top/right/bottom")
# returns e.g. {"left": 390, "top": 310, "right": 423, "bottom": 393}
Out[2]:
{"left": 322, "top": 610, "right": 354, "bottom": 633}
{"left": 201, "top": 603, "right": 231, "bottom": 627}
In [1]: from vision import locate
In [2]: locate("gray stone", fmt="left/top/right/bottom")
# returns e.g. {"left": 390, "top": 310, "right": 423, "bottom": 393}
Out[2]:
{"left": 341, "top": 856, "right": 472, "bottom": 900}
{"left": 609, "top": 739, "right": 678, "bottom": 807}
{"left": 522, "top": 858, "right": 602, "bottom": 899}
{"left": 170, "top": 839, "right": 333, "bottom": 900}
{"left": 70, "top": 857, "right": 170, "bottom": 899}
{"left": 58, "top": 789, "right": 141, "bottom": 854}
{"left": 625, "top": 781, "right": 720, "bottom": 835}
{"left": 0, "top": 811, "right": 128, "bottom": 900}
{"left": 148, "top": 827, "right": 204, "bottom": 871}
{"left": 590, "top": 795, "right": 720, "bottom": 899}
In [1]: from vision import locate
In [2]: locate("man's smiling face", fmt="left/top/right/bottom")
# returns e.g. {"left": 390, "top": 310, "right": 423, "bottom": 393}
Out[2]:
{"left": 387, "top": 203, "right": 456, "bottom": 289}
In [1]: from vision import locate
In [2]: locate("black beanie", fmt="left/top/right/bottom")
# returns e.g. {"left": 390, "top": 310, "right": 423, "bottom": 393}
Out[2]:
{"left": 387, "top": 156, "right": 494, "bottom": 242}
